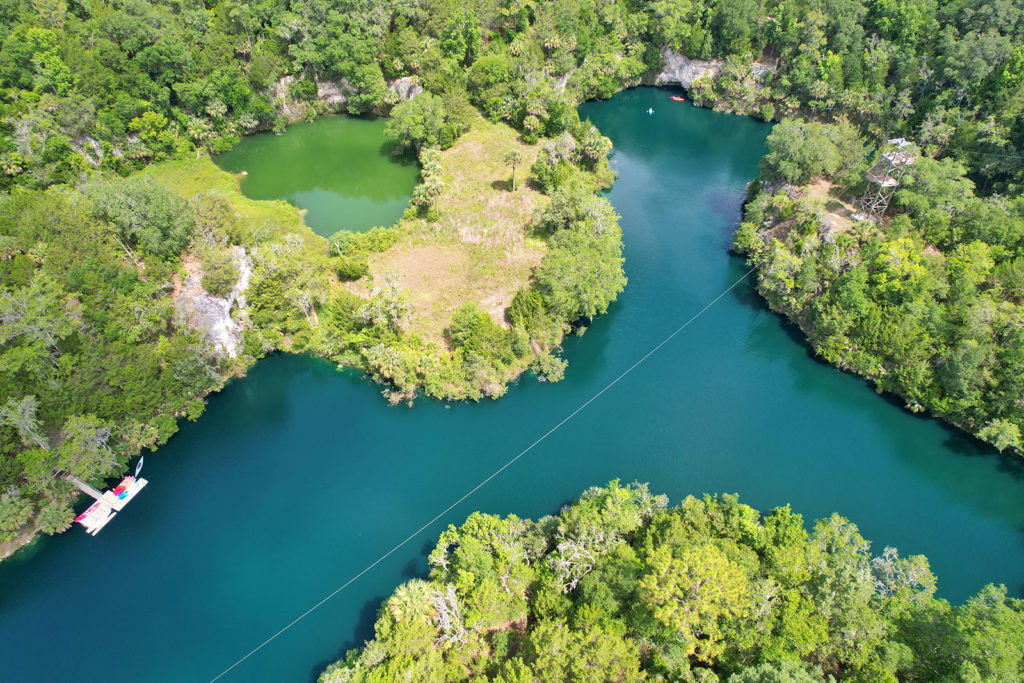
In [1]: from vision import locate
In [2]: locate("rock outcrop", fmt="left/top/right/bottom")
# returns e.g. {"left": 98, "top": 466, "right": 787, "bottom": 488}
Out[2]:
{"left": 750, "top": 62, "right": 776, "bottom": 82}
{"left": 269, "top": 76, "right": 355, "bottom": 122}
{"left": 174, "top": 246, "right": 252, "bottom": 358}
{"left": 553, "top": 68, "right": 576, "bottom": 92}
{"left": 655, "top": 47, "right": 775, "bottom": 90}
{"left": 389, "top": 76, "right": 423, "bottom": 102}
{"left": 271, "top": 76, "right": 304, "bottom": 123}
{"left": 317, "top": 78, "right": 353, "bottom": 108}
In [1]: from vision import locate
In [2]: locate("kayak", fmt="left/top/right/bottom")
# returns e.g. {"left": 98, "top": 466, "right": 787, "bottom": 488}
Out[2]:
{"left": 670, "top": 96, "right": 685, "bottom": 101}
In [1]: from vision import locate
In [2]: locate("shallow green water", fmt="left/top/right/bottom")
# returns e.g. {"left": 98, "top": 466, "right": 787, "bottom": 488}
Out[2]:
{"left": 1, "top": 88, "right": 1022, "bottom": 682}
{"left": 214, "top": 115, "right": 418, "bottom": 236}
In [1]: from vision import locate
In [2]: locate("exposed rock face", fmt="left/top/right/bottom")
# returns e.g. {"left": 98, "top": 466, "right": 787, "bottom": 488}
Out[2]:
{"left": 317, "top": 78, "right": 353, "bottom": 108}
{"left": 751, "top": 62, "right": 775, "bottom": 82}
{"left": 71, "top": 137, "right": 103, "bottom": 166}
{"left": 655, "top": 47, "right": 775, "bottom": 89}
{"left": 174, "top": 246, "right": 252, "bottom": 358}
{"left": 553, "top": 68, "right": 576, "bottom": 92}
{"left": 389, "top": 76, "right": 423, "bottom": 102}
{"left": 272, "top": 76, "right": 305, "bottom": 122}
{"left": 656, "top": 48, "right": 722, "bottom": 89}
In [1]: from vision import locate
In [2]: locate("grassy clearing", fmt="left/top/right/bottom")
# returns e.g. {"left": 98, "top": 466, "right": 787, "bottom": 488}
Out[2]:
{"left": 145, "top": 155, "right": 324, "bottom": 254}
{"left": 802, "top": 179, "right": 857, "bottom": 233}
{"left": 365, "top": 114, "right": 547, "bottom": 342}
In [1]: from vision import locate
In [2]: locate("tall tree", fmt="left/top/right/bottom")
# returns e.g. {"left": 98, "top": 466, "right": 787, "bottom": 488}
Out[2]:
{"left": 504, "top": 148, "right": 523, "bottom": 191}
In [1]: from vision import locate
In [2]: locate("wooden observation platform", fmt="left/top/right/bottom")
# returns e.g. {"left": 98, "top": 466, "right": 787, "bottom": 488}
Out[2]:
{"left": 854, "top": 138, "right": 917, "bottom": 222}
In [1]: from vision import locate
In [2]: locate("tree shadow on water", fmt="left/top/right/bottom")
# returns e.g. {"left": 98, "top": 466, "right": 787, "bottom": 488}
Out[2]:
{"left": 307, "top": 594, "right": 385, "bottom": 682}
{"left": 305, "top": 539, "right": 435, "bottom": 681}
{"left": 706, "top": 187, "right": 746, "bottom": 225}
{"left": 402, "top": 538, "right": 436, "bottom": 578}
{"left": 942, "top": 424, "right": 1024, "bottom": 481}
{"left": 378, "top": 139, "right": 411, "bottom": 162}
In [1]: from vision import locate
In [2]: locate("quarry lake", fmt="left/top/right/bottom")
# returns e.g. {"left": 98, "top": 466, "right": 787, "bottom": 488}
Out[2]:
{"left": 1, "top": 88, "right": 1021, "bottom": 682}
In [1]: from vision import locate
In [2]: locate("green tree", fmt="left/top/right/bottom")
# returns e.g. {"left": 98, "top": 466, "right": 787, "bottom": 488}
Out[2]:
{"left": 0, "top": 492, "right": 33, "bottom": 539}
{"left": 128, "top": 111, "right": 181, "bottom": 160}
{"left": 86, "top": 176, "right": 194, "bottom": 259}
{"left": 535, "top": 226, "right": 627, "bottom": 322}
{"left": 954, "top": 584, "right": 1024, "bottom": 679}
{"left": 37, "top": 499, "right": 72, "bottom": 534}
{"left": 0, "top": 395, "right": 48, "bottom": 449}
{"left": 56, "top": 414, "right": 118, "bottom": 481}
{"left": 978, "top": 419, "right": 1022, "bottom": 453}
{"left": 760, "top": 119, "right": 866, "bottom": 185}
{"left": 640, "top": 543, "right": 751, "bottom": 661}
{"left": 503, "top": 148, "right": 523, "bottom": 191}
{"left": 0, "top": 271, "right": 81, "bottom": 380}
{"left": 448, "top": 304, "right": 514, "bottom": 363}
{"left": 31, "top": 49, "right": 74, "bottom": 95}
{"left": 200, "top": 247, "right": 240, "bottom": 298}
{"left": 384, "top": 93, "right": 447, "bottom": 153}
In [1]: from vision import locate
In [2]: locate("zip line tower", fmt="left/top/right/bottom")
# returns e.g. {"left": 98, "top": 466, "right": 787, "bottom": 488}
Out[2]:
{"left": 854, "top": 138, "right": 916, "bottom": 222}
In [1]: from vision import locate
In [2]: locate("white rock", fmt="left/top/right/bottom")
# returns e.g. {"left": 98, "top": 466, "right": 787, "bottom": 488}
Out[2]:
{"left": 388, "top": 76, "right": 423, "bottom": 102}
{"left": 174, "top": 246, "right": 253, "bottom": 358}
{"left": 655, "top": 47, "right": 775, "bottom": 90}
{"left": 317, "top": 78, "right": 353, "bottom": 107}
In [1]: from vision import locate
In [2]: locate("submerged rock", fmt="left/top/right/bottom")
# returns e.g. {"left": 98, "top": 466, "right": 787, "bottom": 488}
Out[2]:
{"left": 174, "top": 246, "right": 252, "bottom": 358}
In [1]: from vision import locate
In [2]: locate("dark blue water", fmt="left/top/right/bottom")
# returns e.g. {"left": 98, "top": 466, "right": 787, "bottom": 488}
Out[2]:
{"left": 1, "top": 88, "right": 1021, "bottom": 682}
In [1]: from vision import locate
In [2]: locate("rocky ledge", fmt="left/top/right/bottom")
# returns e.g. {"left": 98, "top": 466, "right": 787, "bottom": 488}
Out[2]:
{"left": 174, "top": 246, "right": 253, "bottom": 358}
{"left": 656, "top": 47, "right": 775, "bottom": 90}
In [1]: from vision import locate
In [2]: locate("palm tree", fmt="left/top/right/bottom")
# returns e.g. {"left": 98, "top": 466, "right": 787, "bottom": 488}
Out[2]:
{"left": 387, "top": 579, "right": 435, "bottom": 623}
{"left": 423, "top": 173, "right": 444, "bottom": 210}
{"left": 504, "top": 149, "right": 523, "bottom": 191}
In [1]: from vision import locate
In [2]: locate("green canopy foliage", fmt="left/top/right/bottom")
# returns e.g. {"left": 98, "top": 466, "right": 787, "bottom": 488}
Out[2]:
{"left": 737, "top": 120, "right": 1024, "bottom": 455}
{"left": 320, "top": 482, "right": 1024, "bottom": 682}
{"left": 0, "top": 0, "right": 1021, "bottom": 551}
{"left": 0, "top": 0, "right": 1017, "bottom": 193}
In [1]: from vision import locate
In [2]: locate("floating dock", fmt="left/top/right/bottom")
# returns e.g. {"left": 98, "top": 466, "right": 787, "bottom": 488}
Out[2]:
{"left": 70, "top": 475, "right": 148, "bottom": 536}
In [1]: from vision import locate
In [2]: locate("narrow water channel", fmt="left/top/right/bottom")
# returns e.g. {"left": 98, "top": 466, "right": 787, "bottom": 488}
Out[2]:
{"left": 0, "top": 88, "right": 1021, "bottom": 682}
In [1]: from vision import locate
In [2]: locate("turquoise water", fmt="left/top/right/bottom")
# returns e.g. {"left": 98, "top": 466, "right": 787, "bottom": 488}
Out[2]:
{"left": 214, "top": 115, "right": 418, "bottom": 236}
{"left": 1, "top": 88, "right": 1021, "bottom": 682}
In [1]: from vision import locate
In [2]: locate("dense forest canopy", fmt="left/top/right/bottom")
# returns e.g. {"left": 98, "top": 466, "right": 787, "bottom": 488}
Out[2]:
{"left": 319, "top": 482, "right": 1024, "bottom": 682}
{"left": 1, "top": 0, "right": 1022, "bottom": 548}
{"left": 735, "top": 115, "right": 1024, "bottom": 454}
{"left": 0, "top": 0, "right": 1022, "bottom": 191}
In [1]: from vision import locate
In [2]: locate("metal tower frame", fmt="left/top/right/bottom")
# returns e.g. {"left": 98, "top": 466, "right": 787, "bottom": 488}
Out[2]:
{"left": 854, "top": 138, "right": 916, "bottom": 222}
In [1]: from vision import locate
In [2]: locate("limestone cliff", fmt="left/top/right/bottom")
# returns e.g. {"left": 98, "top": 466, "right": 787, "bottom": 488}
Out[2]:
{"left": 174, "top": 246, "right": 252, "bottom": 358}
{"left": 655, "top": 47, "right": 775, "bottom": 90}
{"left": 389, "top": 76, "right": 423, "bottom": 102}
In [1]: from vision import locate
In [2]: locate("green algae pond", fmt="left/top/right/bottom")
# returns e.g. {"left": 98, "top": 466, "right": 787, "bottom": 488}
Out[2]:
{"left": 214, "top": 115, "right": 419, "bottom": 236}
{"left": 1, "top": 89, "right": 1022, "bottom": 682}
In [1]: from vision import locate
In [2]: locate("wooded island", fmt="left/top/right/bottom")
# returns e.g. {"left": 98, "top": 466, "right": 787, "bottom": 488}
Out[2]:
{"left": 320, "top": 482, "right": 1024, "bottom": 682}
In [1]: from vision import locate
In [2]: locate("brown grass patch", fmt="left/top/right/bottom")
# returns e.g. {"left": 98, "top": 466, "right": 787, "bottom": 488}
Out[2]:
{"left": 803, "top": 179, "right": 857, "bottom": 233}
{"left": 365, "top": 114, "right": 547, "bottom": 342}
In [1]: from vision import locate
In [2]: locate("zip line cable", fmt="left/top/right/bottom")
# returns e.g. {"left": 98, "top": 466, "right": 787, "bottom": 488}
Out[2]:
{"left": 207, "top": 265, "right": 758, "bottom": 683}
